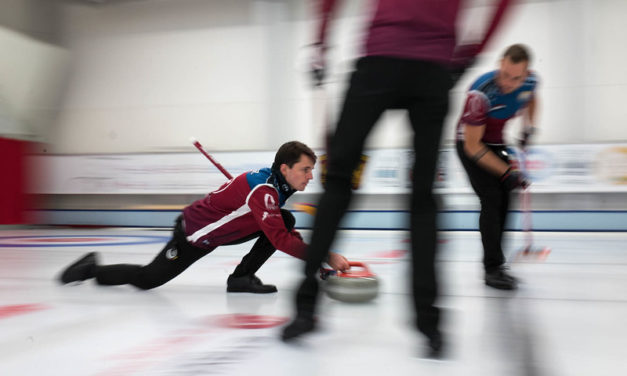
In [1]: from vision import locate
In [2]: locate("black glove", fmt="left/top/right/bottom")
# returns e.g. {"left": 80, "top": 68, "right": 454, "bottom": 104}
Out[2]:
{"left": 450, "top": 43, "right": 481, "bottom": 85}
{"left": 500, "top": 168, "right": 530, "bottom": 191}
{"left": 310, "top": 43, "right": 327, "bottom": 87}
{"left": 518, "top": 127, "right": 535, "bottom": 149}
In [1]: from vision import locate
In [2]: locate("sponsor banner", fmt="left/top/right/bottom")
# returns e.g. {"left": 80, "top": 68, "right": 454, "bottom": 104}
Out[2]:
{"left": 28, "top": 152, "right": 273, "bottom": 194}
{"left": 27, "top": 144, "right": 627, "bottom": 194}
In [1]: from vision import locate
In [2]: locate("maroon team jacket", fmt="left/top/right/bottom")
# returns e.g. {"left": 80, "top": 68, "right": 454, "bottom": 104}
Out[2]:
{"left": 182, "top": 168, "right": 306, "bottom": 259}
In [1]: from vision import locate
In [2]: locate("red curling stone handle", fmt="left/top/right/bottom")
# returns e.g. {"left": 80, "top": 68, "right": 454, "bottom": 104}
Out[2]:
{"left": 337, "top": 261, "right": 376, "bottom": 278}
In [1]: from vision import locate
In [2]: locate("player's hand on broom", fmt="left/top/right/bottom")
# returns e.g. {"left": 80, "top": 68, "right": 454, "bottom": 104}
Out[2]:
{"left": 518, "top": 127, "right": 536, "bottom": 150}
{"left": 328, "top": 251, "right": 350, "bottom": 272}
{"left": 500, "top": 168, "right": 530, "bottom": 191}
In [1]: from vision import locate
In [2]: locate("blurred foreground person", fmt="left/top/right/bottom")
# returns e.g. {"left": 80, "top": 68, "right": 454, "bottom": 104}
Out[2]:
{"left": 456, "top": 44, "right": 538, "bottom": 290}
{"left": 58, "top": 141, "right": 349, "bottom": 292}
{"left": 282, "top": 0, "right": 517, "bottom": 358}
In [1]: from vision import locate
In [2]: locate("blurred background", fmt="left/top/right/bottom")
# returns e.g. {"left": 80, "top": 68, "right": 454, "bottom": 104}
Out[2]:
{"left": 1, "top": 2, "right": 626, "bottom": 375}
{"left": 1, "top": 0, "right": 626, "bottom": 229}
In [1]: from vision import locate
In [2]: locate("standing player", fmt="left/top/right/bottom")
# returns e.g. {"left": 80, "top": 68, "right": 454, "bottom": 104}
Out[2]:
{"left": 58, "top": 141, "right": 350, "bottom": 292}
{"left": 456, "top": 44, "right": 537, "bottom": 290}
{"left": 281, "top": 0, "right": 517, "bottom": 358}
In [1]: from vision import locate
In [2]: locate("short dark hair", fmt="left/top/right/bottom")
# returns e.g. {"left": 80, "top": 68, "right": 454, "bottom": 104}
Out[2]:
{"left": 503, "top": 44, "right": 531, "bottom": 64}
{"left": 272, "top": 141, "right": 317, "bottom": 169}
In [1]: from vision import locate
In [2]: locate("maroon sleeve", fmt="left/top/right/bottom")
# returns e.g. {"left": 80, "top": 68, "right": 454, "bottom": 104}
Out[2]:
{"left": 461, "top": 90, "right": 490, "bottom": 126}
{"left": 247, "top": 185, "right": 307, "bottom": 259}
{"left": 477, "top": 0, "right": 517, "bottom": 53}
{"left": 316, "top": 0, "right": 341, "bottom": 44}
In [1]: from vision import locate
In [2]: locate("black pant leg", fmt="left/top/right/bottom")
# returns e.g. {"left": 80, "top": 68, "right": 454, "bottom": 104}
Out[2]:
{"left": 94, "top": 264, "right": 143, "bottom": 286}
{"left": 405, "top": 61, "right": 450, "bottom": 337}
{"left": 95, "top": 216, "right": 212, "bottom": 290}
{"left": 456, "top": 143, "right": 510, "bottom": 272}
{"left": 230, "top": 209, "right": 295, "bottom": 277}
{"left": 478, "top": 190, "right": 507, "bottom": 271}
{"left": 295, "top": 57, "right": 397, "bottom": 318}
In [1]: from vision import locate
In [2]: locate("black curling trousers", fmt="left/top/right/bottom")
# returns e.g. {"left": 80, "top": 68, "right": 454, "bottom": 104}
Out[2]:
{"left": 456, "top": 142, "right": 511, "bottom": 273}
{"left": 94, "top": 215, "right": 212, "bottom": 289}
{"left": 294, "top": 56, "right": 451, "bottom": 338}
{"left": 95, "top": 209, "right": 295, "bottom": 290}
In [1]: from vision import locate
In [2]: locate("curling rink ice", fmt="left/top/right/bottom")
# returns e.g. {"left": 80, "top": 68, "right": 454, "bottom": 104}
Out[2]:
{"left": 1, "top": 228, "right": 626, "bottom": 376}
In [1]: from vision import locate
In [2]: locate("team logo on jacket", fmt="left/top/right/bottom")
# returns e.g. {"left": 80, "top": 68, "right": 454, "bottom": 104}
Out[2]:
{"left": 464, "top": 90, "right": 487, "bottom": 118}
{"left": 165, "top": 247, "right": 178, "bottom": 260}
{"left": 262, "top": 211, "right": 280, "bottom": 221}
{"left": 264, "top": 194, "right": 278, "bottom": 211}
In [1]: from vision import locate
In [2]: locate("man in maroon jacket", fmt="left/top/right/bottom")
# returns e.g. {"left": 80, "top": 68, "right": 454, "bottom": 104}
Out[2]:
{"left": 58, "top": 141, "right": 350, "bottom": 293}
{"left": 282, "top": 0, "right": 516, "bottom": 358}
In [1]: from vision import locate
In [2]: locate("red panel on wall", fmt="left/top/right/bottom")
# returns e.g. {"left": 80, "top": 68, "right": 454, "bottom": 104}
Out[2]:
{"left": 0, "top": 137, "right": 30, "bottom": 224}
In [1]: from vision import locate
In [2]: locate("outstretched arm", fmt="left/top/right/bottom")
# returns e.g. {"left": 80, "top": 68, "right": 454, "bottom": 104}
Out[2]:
{"left": 452, "top": 0, "right": 518, "bottom": 78}
{"left": 476, "top": 0, "right": 518, "bottom": 53}
{"left": 247, "top": 186, "right": 350, "bottom": 271}
{"left": 315, "top": 0, "right": 341, "bottom": 45}
{"left": 248, "top": 187, "right": 307, "bottom": 259}
{"left": 310, "top": 0, "right": 342, "bottom": 86}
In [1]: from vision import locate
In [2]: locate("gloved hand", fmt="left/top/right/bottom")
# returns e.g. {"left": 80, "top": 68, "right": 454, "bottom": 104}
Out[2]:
{"left": 500, "top": 168, "right": 530, "bottom": 191}
{"left": 450, "top": 43, "right": 481, "bottom": 85}
{"left": 518, "top": 127, "right": 535, "bottom": 149}
{"left": 310, "top": 42, "right": 327, "bottom": 87}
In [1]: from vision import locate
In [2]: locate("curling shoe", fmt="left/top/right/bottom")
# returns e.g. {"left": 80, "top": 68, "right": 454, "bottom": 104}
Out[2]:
{"left": 59, "top": 252, "right": 98, "bottom": 284}
{"left": 485, "top": 266, "right": 518, "bottom": 290}
{"left": 426, "top": 331, "right": 445, "bottom": 359}
{"left": 226, "top": 274, "right": 277, "bottom": 293}
{"left": 281, "top": 315, "right": 316, "bottom": 342}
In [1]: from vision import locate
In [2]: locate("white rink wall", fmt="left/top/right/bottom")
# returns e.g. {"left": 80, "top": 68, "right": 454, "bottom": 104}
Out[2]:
{"left": 41, "top": 0, "right": 627, "bottom": 153}
{"left": 3, "top": 0, "right": 627, "bottom": 229}
{"left": 28, "top": 144, "right": 627, "bottom": 231}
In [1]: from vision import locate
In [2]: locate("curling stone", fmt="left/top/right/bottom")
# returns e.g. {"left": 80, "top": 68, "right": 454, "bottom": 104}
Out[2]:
{"left": 323, "top": 261, "right": 379, "bottom": 303}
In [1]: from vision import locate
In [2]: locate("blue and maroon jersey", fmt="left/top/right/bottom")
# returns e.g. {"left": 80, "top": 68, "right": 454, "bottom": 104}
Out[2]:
{"left": 182, "top": 168, "right": 306, "bottom": 259}
{"left": 457, "top": 70, "right": 538, "bottom": 144}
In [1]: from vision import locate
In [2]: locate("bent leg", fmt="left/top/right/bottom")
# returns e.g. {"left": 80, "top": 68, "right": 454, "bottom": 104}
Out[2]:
{"left": 230, "top": 209, "right": 296, "bottom": 277}
{"left": 456, "top": 143, "right": 508, "bottom": 272}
